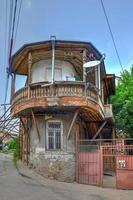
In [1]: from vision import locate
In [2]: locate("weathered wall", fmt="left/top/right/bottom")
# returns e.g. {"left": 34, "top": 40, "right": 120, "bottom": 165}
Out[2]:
{"left": 32, "top": 59, "right": 77, "bottom": 83}
{"left": 29, "top": 113, "right": 77, "bottom": 182}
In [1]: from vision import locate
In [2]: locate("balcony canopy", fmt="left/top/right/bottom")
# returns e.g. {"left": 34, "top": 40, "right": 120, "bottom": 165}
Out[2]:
{"left": 10, "top": 40, "right": 104, "bottom": 76}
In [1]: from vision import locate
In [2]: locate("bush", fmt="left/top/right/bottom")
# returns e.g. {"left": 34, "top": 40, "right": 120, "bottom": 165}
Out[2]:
{"left": 8, "top": 138, "right": 18, "bottom": 150}
{"left": 8, "top": 138, "right": 19, "bottom": 166}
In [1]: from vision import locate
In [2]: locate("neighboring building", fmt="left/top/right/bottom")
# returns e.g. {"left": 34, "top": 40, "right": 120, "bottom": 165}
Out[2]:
{"left": 10, "top": 39, "right": 115, "bottom": 182}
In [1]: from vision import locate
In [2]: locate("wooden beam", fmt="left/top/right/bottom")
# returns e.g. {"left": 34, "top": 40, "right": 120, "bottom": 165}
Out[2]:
{"left": 112, "top": 126, "right": 115, "bottom": 140}
{"left": 31, "top": 110, "right": 40, "bottom": 141}
{"left": 20, "top": 117, "right": 27, "bottom": 133}
{"left": 28, "top": 52, "right": 32, "bottom": 99}
{"left": 67, "top": 109, "right": 79, "bottom": 139}
{"left": 92, "top": 121, "right": 107, "bottom": 140}
{"left": 83, "top": 49, "right": 87, "bottom": 82}
{"left": 11, "top": 74, "right": 16, "bottom": 100}
{"left": 28, "top": 52, "right": 32, "bottom": 84}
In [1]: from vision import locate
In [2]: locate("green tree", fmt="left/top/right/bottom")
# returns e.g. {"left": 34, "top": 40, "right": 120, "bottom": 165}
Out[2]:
{"left": 8, "top": 138, "right": 19, "bottom": 165}
{"left": 111, "top": 66, "right": 133, "bottom": 137}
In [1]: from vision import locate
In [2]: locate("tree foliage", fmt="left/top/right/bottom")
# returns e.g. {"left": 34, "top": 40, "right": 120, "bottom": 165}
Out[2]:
{"left": 8, "top": 138, "right": 19, "bottom": 165}
{"left": 8, "top": 138, "right": 18, "bottom": 150}
{"left": 111, "top": 66, "right": 133, "bottom": 137}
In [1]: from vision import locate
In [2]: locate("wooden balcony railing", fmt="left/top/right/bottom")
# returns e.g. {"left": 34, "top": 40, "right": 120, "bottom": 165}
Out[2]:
{"left": 11, "top": 82, "right": 98, "bottom": 107}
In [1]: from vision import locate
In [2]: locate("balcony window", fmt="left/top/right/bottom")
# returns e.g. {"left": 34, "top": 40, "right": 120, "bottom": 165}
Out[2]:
{"left": 46, "top": 121, "right": 63, "bottom": 150}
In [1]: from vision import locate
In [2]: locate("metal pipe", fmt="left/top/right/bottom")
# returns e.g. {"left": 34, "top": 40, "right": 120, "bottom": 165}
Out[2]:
{"left": 51, "top": 36, "right": 56, "bottom": 84}
{"left": 95, "top": 66, "right": 98, "bottom": 89}
{"left": 98, "top": 54, "right": 106, "bottom": 96}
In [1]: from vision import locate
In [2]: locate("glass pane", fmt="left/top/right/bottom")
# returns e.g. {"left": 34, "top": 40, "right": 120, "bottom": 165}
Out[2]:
{"left": 47, "top": 122, "right": 61, "bottom": 150}
{"left": 48, "top": 131, "right": 54, "bottom": 149}
{"left": 55, "top": 130, "right": 61, "bottom": 149}
{"left": 48, "top": 122, "right": 61, "bottom": 129}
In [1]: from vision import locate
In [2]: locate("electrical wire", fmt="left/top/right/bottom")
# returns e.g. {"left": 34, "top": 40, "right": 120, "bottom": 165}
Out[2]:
{"left": 100, "top": 0, "right": 124, "bottom": 72}
{"left": 4, "top": 0, "right": 18, "bottom": 111}
{"left": 8, "top": 0, "right": 18, "bottom": 66}
{"left": 13, "top": 0, "right": 22, "bottom": 49}
{"left": 4, "top": 0, "right": 13, "bottom": 109}
{"left": 4, "top": 0, "right": 8, "bottom": 69}
{"left": 3, "top": 0, "right": 8, "bottom": 115}
{"left": 2, "top": 0, "right": 22, "bottom": 139}
{"left": 4, "top": 0, "right": 14, "bottom": 114}
{"left": 7, "top": 0, "right": 14, "bottom": 61}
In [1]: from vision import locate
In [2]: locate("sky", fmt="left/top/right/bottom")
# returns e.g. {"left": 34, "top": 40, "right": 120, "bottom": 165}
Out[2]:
{"left": 0, "top": 0, "right": 133, "bottom": 112}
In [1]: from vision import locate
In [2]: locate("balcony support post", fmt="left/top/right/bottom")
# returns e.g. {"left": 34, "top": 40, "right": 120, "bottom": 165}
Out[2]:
{"left": 11, "top": 73, "right": 16, "bottom": 100}
{"left": 83, "top": 49, "right": 87, "bottom": 97}
{"left": 67, "top": 109, "right": 79, "bottom": 139}
{"left": 51, "top": 36, "right": 56, "bottom": 84}
{"left": 112, "top": 126, "right": 116, "bottom": 140}
{"left": 31, "top": 110, "right": 40, "bottom": 142}
{"left": 91, "top": 120, "right": 107, "bottom": 140}
{"left": 28, "top": 52, "right": 32, "bottom": 99}
{"left": 83, "top": 49, "right": 87, "bottom": 82}
{"left": 95, "top": 66, "right": 98, "bottom": 89}
{"left": 20, "top": 117, "right": 30, "bottom": 165}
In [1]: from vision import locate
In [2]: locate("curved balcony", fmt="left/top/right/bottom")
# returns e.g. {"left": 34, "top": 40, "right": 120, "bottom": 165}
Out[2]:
{"left": 11, "top": 81, "right": 104, "bottom": 120}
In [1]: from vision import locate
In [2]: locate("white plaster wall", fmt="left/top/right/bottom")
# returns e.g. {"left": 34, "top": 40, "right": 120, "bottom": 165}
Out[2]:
{"left": 31, "top": 59, "right": 77, "bottom": 83}
{"left": 29, "top": 114, "right": 77, "bottom": 182}
{"left": 29, "top": 114, "right": 76, "bottom": 162}
{"left": 30, "top": 116, "right": 46, "bottom": 153}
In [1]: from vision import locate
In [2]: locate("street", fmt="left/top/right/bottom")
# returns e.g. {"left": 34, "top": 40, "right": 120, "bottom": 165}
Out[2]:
{"left": 0, "top": 153, "right": 133, "bottom": 200}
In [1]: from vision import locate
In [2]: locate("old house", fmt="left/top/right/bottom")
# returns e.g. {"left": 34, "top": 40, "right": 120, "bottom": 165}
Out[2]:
{"left": 10, "top": 38, "right": 115, "bottom": 183}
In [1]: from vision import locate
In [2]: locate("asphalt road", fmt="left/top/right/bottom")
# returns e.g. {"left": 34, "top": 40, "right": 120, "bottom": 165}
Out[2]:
{"left": 0, "top": 153, "right": 133, "bottom": 200}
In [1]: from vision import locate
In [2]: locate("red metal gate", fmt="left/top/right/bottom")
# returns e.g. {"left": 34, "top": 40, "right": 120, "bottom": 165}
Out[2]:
{"left": 116, "top": 145, "right": 133, "bottom": 189}
{"left": 102, "top": 144, "right": 133, "bottom": 189}
{"left": 76, "top": 140, "right": 133, "bottom": 189}
{"left": 76, "top": 145, "right": 103, "bottom": 185}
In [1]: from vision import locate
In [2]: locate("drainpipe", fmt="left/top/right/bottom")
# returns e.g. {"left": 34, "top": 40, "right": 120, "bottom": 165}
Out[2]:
{"left": 51, "top": 36, "right": 56, "bottom": 84}
{"left": 98, "top": 54, "right": 106, "bottom": 96}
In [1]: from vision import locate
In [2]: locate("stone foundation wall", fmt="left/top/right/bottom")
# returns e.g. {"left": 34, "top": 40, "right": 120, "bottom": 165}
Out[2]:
{"left": 29, "top": 151, "right": 75, "bottom": 182}
{"left": 28, "top": 113, "right": 77, "bottom": 182}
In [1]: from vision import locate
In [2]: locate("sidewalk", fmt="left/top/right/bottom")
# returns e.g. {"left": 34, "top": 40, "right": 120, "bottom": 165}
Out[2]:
{"left": 16, "top": 160, "right": 133, "bottom": 200}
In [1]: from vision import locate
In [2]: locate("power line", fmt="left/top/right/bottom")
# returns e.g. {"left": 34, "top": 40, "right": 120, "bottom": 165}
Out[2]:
{"left": 4, "top": 0, "right": 18, "bottom": 113}
{"left": 14, "top": 0, "right": 22, "bottom": 49}
{"left": 4, "top": 0, "right": 13, "bottom": 112}
{"left": 4, "top": 0, "right": 8, "bottom": 68}
{"left": 7, "top": 0, "right": 14, "bottom": 60}
{"left": 4, "top": 0, "right": 14, "bottom": 114}
{"left": 100, "top": 0, "right": 124, "bottom": 72}
{"left": 3, "top": 0, "right": 8, "bottom": 115}
{"left": 8, "top": 0, "right": 18, "bottom": 66}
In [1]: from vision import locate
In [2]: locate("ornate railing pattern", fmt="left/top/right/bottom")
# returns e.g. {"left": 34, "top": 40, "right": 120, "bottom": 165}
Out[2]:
{"left": 11, "top": 82, "right": 98, "bottom": 107}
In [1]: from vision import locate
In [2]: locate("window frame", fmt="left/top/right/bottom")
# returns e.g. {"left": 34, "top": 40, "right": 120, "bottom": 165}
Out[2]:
{"left": 46, "top": 120, "right": 63, "bottom": 151}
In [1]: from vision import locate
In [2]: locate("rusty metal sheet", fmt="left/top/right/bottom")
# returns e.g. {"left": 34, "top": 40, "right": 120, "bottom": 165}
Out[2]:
{"left": 76, "top": 148, "right": 103, "bottom": 185}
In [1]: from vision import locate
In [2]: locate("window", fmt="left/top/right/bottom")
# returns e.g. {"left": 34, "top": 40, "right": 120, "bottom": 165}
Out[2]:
{"left": 46, "top": 121, "right": 62, "bottom": 150}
